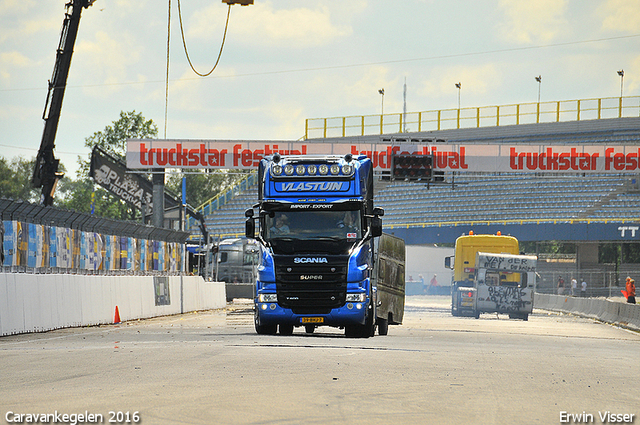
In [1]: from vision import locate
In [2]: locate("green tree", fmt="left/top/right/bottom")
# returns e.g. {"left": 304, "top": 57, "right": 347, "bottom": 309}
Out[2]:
{"left": 57, "top": 110, "right": 158, "bottom": 220}
{"left": 77, "top": 110, "right": 158, "bottom": 178}
{"left": 166, "top": 170, "right": 242, "bottom": 209}
{"left": 0, "top": 156, "right": 40, "bottom": 202}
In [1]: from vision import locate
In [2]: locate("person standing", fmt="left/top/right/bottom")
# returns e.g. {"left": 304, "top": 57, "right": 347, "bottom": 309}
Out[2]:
{"left": 626, "top": 278, "right": 636, "bottom": 304}
{"left": 557, "top": 276, "right": 565, "bottom": 295}
{"left": 571, "top": 278, "right": 578, "bottom": 296}
{"left": 581, "top": 279, "right": 587, "bottom": 298}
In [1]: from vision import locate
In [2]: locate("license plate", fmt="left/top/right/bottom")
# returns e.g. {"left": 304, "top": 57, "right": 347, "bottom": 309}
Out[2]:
{"left": 301, "top": 317, "right": 324, "bottom": 324}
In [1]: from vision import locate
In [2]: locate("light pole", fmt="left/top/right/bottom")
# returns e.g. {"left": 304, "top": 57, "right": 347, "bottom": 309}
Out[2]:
{"left": 455, "top": 82, "right": 461, "bottom": 109}
{"left": 617, "top": 70, "right": 624, "bottom": 97}
{"left": 535, "top": 75, "right": 542, "bottom": 103}
{"left": 378, "top": 88, "right": 385, "bottom": 115}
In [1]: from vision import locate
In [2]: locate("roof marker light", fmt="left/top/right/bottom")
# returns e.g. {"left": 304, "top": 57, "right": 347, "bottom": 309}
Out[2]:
{"left": 284, "top": 164, "right": 294, "bottom": 175}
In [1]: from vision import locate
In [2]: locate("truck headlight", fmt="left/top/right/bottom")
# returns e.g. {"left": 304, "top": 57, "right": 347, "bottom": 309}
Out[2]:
{"left": 272, "top": 164, "right": 283, "bottom": 176}
{"left": 345, "top": 293, "right": 366, "bottom": 302}
{"left": 258, "top": 293, "right": 278, "bottom": 302}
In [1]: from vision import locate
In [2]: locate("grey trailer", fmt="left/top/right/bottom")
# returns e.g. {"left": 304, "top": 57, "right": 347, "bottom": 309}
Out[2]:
{"left": 373, "top": 233, "right": 406, "bottom": 335}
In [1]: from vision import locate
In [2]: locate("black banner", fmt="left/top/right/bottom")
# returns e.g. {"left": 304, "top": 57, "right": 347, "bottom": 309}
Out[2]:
{"left": 90, "top": 146, "right": 179, "bottom": 212}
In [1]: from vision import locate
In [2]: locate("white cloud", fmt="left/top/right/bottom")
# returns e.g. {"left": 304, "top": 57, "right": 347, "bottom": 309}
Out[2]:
{"left": 0, "top": 51, "right": 32, "bottom": 85}
{"left": 418, "top": 64, "right": 501, "bottom": 100}
{"left": 74, "top": 31, "right": 141, "bottom": 97}
{"left": 497, "top": 0, "right": 569, "bottom": 44}
{"left": 598, "top": 0, "right": 640, "bottom": 33}
{"left": 0, "top": 0, "right": 36, "bottom": 16}
{"left": 188, "top": 1, "right": 353, "bottom": 48}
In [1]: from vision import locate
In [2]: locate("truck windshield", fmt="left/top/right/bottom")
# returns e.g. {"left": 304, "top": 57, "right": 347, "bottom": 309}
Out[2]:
{"left": 264, "top": 210, "right": 362, "bottom": 242}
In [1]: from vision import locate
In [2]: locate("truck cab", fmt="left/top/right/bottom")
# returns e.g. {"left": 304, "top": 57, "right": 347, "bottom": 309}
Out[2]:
{"left": 245, "top": 153, "right": 403, "bottom": 337}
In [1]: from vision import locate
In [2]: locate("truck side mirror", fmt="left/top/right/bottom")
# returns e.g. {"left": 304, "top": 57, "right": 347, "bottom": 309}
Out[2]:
{"left": 373, "top": 207, "right": 384, "bottom": 217}
{"left": 245, "top": 218, "right": 255, "bottom": 239}
{"left": 370, "top": 216, "right": 382, "bottom": 237}
{"left": 444, "top": 256, "right": 453, "bottom": 269}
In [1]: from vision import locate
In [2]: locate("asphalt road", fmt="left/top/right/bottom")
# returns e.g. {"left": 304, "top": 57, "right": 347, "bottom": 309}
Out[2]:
{"left": 1, "top": 296, "right": 638, "bottom": 425}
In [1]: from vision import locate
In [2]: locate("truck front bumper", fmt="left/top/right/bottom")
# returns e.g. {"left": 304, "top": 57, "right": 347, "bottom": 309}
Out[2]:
{"left": 255, "top": 300, "right": 369, "bottom": 327}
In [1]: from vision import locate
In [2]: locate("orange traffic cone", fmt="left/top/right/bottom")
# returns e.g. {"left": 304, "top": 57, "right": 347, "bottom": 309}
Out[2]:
{"left": 114, "top": 306, "right": 121, "bottom": 324}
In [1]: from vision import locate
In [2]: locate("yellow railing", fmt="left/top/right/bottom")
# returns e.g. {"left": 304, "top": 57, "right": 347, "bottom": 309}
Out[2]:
{"left": 384, "top": 216, "right": 640, "bottom": 230}
{"left": 304, "top": 96, "right": 640, "bottom": 140}
{"left": 195, "top": 172, "right": 256, "bottom": 213}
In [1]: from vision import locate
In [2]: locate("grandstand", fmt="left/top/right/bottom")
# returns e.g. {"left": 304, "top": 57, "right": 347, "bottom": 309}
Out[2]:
{"left": 190, "top": 115, "right": 640, "bottom": 293}
{"left": 197, "top": 117, "right": 640, "bottom": 240}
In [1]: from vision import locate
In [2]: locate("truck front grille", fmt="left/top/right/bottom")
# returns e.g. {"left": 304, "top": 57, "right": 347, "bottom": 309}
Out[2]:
{"left": 275, "top": 259, "right": 348, "bottom": 313}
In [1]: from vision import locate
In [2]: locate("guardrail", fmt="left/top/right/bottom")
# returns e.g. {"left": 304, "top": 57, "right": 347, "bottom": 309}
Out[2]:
{"left": 0, "top": 198, "right": 190, "bottom": 275}
{"left": 305, "top": 96, "right": 640, "bottom": 139}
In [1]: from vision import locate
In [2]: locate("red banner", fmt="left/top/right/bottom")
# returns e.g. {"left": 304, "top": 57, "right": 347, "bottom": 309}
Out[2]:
{"left": 126, "top": 139, "right": 640, "bottom": 173}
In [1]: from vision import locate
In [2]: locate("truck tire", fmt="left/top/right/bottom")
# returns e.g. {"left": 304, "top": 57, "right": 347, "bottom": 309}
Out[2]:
{"left": 279, "top": 324, "right": 294, "bottom": 335}
{"left": 345, "top": 301, "right": 375, "bottom": 338}
{"left": 255, "top": 321, "right": 277, "bottom": 335}
{"left": 474, "top": 310, "right": 480, "bottom": 319}
{"left": 305, "top": 325, "right": 315, "bottom": 334}
{"left": 377, "top": 317, "right": 389, "bottom": 336}
{"left": 254, "top": 310, "right": 277, "bottom": 335}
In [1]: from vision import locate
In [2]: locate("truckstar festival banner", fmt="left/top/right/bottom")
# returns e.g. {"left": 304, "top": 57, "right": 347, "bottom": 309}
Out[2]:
{"left": 126, "top": 139, "right": 640, "bottom": 174}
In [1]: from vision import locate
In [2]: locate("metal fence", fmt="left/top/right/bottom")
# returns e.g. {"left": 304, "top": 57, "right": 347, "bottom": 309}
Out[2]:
{"left": 535, "top": 268, "right": 639, "bottom": 298}
{"left": 305, "top": 96, "right": 640, "bottom": 139}
{"left": 0, "top": 198, "right": 190, "bottom": 275}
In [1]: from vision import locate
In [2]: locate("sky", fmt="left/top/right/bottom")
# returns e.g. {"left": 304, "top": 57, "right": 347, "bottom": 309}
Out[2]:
{"left": 1, "top": 0, "right": 639, "bottom": 177}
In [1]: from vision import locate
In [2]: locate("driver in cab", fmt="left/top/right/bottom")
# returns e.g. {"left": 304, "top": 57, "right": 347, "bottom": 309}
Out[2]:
{"left": 270, "top": 214, "right": 290, "bottom": 235}
{"left": 337, "top": 211, "right": 358, "bottom": 231}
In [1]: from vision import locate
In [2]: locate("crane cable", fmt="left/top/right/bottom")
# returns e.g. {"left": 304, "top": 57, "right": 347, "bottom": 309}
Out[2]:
{"left": 164, "top": 0, "right": 171, "bottom": 138}
{"left": 177, "top": 0, "right": 231, "bottom": 77}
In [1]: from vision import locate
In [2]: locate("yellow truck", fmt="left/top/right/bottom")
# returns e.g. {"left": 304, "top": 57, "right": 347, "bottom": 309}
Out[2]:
{"left": 444, "top": 232, "right": 519, "bottom": 316}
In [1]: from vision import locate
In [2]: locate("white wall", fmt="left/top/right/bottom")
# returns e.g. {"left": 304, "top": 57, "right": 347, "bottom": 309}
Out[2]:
{"left": 405, "top": 245, "right": 454, "bottom": 286}
{"left": 0, "top": 274, "right": 226, "bottom": 336}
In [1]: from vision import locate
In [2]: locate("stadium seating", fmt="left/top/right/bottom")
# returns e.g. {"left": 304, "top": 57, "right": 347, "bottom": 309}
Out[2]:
{"left": 195, "top": 172, "right": 639, "bottom": 240}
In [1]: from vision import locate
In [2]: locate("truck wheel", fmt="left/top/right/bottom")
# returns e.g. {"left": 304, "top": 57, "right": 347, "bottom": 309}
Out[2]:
{"left": 255, "top": 323, "right": 277, "bottom": 335}
{"left": 474, "top": 311, "right": 480, "bottom": 319}
{"left": 522, "top": 314, "right": 529, "bottom": 321}
{"left": 377, "top": 317, "right": 389, "bottom": 336}
{"left": 279, "top": 324, "right": 294, "bottom": 335}
{"left": 254, "top": 310, "right": 277, "bottom": 335}
{"left": 305, "top": 325, "right": 315, "bottom": 334}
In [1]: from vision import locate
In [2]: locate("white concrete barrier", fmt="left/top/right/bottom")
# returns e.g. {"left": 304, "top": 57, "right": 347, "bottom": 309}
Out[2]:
{"left": 534, "top": 293, "right": 640, "bottom": 331}
{"left": 0, "top": 274, "right": 226, "bottom": 336}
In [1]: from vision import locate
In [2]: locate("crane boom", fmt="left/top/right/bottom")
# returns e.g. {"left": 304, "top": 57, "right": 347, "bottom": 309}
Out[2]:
{"left": 32, "top": 0, "right": 95, "bottom": 206}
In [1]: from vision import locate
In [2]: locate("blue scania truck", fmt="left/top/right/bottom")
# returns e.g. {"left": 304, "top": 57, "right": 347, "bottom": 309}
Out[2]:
{"left": 245, "top": 153, "right": 405, "bottom": 338}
